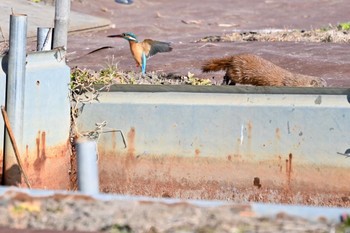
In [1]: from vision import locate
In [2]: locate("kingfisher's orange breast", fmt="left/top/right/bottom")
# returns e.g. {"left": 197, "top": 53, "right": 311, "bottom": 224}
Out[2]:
{"left": 129, "top": 41, "right": 143, "bottom": 66}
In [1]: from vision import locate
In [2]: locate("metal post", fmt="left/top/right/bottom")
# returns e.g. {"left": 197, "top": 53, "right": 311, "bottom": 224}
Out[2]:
{"left": 76, "top": 139, "right": 99, "bottom": 195}
{"left": 37, "top": 27, "right": 53, "bottom": 51}
{"left": 3, "top": 14, "right": 27, "bottom": 186}
{"left": 53, "top": 0, "right": 70, "bottom": 49}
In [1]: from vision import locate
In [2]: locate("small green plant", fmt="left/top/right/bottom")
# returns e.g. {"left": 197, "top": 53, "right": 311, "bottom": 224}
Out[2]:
{"left": 336, "top": 215, "right": 350, "bottom": 233}
{"left": 11, "top": 202, "right": 41, "bottom": 214}
{"left": 186, "top": 72, "right": 213, "bottom": 85}
{"left": 338, "top": 22, "right": 350, "bottom": 31}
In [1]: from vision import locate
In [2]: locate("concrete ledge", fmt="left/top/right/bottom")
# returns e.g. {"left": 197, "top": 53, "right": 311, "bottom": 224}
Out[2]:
{"left": 74, "top": 85, "right": 350, "bottom": 204}
{"left": 0, "top": 186, "right": 348, "bottom": 223}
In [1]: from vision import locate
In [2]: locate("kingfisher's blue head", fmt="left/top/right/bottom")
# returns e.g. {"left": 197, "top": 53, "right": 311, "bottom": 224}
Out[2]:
{"left": 122, "top": 32, "right": 138, "bottom": 41}
{"left": 108, "top": 32, "right": 138, "bottom": 42}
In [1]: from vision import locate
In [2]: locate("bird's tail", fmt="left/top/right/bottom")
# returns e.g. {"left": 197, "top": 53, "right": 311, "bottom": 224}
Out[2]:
{"left": 202, "top": 56, "right": 233, "bottom": 72}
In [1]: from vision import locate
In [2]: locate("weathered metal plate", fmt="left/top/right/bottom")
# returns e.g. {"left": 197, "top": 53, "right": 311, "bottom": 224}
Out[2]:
{"left": 22, "top": 50, "right": 71, "bottom": 189}
{"left": 76, "top": 85, "right": 350, "bottom": 206}
{"left": 0, "top": 50, "right": 71, "bottom": 189}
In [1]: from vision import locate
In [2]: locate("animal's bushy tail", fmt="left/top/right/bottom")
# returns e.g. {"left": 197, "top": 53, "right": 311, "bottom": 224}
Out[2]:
{"left": 202, "top": 57, "right": 232, "bottom": 72}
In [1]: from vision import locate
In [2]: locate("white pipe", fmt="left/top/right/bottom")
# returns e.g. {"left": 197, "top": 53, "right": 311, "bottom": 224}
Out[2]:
{"left": 53, "top": 0, "right": 70, "bottom": 49}
{"left": 4, "top": 14, "right": 27, "bottom": 186}
{"left": 76, "top": 139, "right": 99, "bottom": 195}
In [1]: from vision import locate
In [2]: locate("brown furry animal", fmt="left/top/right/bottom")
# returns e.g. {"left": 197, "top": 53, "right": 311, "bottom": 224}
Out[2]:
{"left": 202, "top": 54, "right": 327, "bottom": 87}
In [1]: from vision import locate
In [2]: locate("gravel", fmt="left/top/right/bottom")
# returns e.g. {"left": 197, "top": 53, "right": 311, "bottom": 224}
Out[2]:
{"left": 0, "top": 190, "right": 346, "bottom": 233}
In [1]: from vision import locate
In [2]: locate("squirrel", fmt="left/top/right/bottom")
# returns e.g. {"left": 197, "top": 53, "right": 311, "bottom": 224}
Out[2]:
{"left": 202, "top": 54, "right": 327, "bottom": 87}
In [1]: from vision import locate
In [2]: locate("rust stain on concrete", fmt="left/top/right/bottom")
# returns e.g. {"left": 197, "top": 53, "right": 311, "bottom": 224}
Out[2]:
{"left": 278, "top": 155, "right": 283, "bottom": 173}
{"left": 288, "top": 153, "right": 293, "bottom": 185}
{"left": 288, "top": 153, "right": 293, "bottom": 174}
{"left": 275, "top": 128, "right": 281, "bottom": 140}
{"left": 283, "top": 153, "right": 293, "bottom": 191}
{"left": 125, "top": 127, "right": 136, "bottom": 170}
{"left": 41, "top": 131, "right": 46, "bottom": 158}
{"left": 127, "top": 127, "right": 136, "bottom": 158}
{"left": 34, "top": 131, "right": 46, "bottom": 172}
{"left": 21, "top": 131, "right": 71, "bottom": 190}
{"left": 98, "top": 152, "right": 350, "bottom": 206}
{"left": 247, "top": 121, "right": 253, "bottom": 140}
{"left": 111, "top": 131, "right": 117, "bottom": 151}
{"left": 29, "top": 142, "right": 70, "bottom": 189}
{"left": 253, "top": 177, "right": 262, "bottom": 188}
{"left": 194, "top": 149, "right": 200, "bottom": 158}
{"left": 246, "top": 121, "right": 253, "bottom": 157}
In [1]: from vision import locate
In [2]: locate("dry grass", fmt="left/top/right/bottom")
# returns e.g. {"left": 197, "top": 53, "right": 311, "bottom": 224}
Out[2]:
{"left": 70, "top": 65, "right": 213, "bottom": 88}
{"left": 0, "top": 42, "right": 8, "bottom": 55}
{"left": 196, "top": 27, "right": 350, "bottom": 43}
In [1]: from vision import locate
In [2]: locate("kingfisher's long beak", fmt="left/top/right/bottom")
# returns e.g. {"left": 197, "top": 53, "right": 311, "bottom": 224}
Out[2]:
{"left": 107, "top": 34, "right": 124, "bottom": 38}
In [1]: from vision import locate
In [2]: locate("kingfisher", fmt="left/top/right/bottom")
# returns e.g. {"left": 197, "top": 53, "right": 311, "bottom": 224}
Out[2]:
{"left": 108, "top": 32, "right": 173, "bottom": 74}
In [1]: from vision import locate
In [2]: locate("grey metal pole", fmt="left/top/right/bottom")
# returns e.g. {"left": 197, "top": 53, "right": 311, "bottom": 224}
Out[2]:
{"left": 37, "top": 27, "right": 53, "bottom": 51}
{"left": 76, "top": 139, "right": 99, "bottom": 195}
{"left": 4, "top": 14, "right": 27, "bottom": 186}
{"left": 53, "top": 0, "right": 70, "bottom": 49}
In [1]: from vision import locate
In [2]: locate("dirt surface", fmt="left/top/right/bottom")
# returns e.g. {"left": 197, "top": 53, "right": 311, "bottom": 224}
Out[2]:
{"left": 0, "top": 190, "right": 347, "bottom": 233}
{"left": 67, "top": 0, "right": 350, "bottom": 87}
